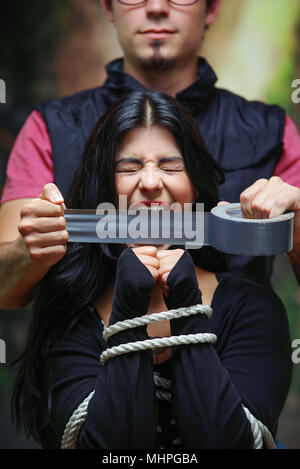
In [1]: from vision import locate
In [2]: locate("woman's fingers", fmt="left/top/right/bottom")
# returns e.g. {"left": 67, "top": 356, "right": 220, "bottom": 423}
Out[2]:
{"left": 132, "top": 246, "right": 158, "bottom": 257}
{"left": 156, "top": 249, "right": 185, "bottom": 292}
{"left": 132, "top": 247, "right": 160, "bottom": 280}
{"left": 131, "top": 247, "right": 187, "bottom": 287}
{"left": 134, "top": 254, "right": 160, "bottom": 269}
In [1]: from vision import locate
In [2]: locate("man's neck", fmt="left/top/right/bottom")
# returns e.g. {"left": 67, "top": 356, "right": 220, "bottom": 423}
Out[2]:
{"left": 123, "top": 57, "right": 199, "bottom": 97}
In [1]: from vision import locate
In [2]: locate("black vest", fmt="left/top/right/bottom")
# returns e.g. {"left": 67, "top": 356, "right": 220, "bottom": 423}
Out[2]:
{"left": 36, "top": 58, "right": 285, "bottom": 286}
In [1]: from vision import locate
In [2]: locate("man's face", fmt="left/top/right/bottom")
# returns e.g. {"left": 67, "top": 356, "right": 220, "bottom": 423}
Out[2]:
{"left": 101, "top": 0, "right": 216, "bottom": 70}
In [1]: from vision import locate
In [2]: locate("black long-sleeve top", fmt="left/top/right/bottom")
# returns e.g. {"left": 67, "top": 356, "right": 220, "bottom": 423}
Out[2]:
{"left": 43, "top": 248, "right": 292, "bottom": 449}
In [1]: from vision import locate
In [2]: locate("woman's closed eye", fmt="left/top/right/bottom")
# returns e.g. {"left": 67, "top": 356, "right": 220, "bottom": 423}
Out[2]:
{"left": 115, "top": 156, "right": 185, "bottom": 173}
{"left": 116, "top": 162, "right": 141, "bottom": 173}
{"left": 116, "top": 164, "right": 185, "bottom": 173}
{"left": 160, "top": 165, "right": 184, "bottom": 172}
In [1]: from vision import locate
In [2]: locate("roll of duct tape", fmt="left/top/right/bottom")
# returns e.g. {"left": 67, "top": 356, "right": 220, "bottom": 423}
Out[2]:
{"left": 210, "top": 203, "right": 294, "bottom": 256}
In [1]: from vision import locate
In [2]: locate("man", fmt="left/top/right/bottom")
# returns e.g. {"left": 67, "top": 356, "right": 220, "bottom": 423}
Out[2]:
{"left": 0, "top": 0, "right": 299, "bottom": 309}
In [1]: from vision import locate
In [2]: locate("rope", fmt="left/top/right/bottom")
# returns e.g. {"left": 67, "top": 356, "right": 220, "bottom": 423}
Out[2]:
{"left": 102, "top": 305, "right": 212, "bottom": 340}
{"left": 61, "top": 304, "right": 276, "bottom": 450}
{"left": 242, "top": 406, "right": 276, "bottom": 449}
{"left": 100, "top": 304, "right": 214, "bottom": 365}
{"left": 61, "top": 390, "right": 95, "bottom": 449}
{"left": 100, "top": 333, "right": 217, "bottom": 365}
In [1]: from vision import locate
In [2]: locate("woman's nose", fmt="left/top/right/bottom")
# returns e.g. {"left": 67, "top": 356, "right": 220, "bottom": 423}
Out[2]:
{"left": 139, "top": 167, "right": 163, "bottom": 192}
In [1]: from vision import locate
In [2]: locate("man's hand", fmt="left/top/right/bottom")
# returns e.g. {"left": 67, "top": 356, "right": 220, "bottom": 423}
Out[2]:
{"left": 17, "top": 183, "right": 68, "bottom": 267}
{"left": 218, "top": 176, "right": 300, "bottom": 283}
{"left": 219, "top": 176, "right": 300, "bottom": 248}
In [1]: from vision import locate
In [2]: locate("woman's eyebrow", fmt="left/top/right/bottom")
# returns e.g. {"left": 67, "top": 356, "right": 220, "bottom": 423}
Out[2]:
{"left": 116, "top": 157, "right": 142, "bottom": 164}
{"left": 158, "top": 156, "right": 184, "bottom": 164}
{"left": 116, "top": 156, "right": 184, "bottom": 164}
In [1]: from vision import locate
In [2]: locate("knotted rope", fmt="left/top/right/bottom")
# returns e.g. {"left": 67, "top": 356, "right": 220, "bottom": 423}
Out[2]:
{"left": 61, "top": 304, "right": 276, "bottom": 449}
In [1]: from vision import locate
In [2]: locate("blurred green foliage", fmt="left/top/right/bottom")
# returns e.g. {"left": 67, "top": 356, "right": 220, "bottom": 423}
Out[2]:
{"left": 265, "top": 1, "right": 300, "bottom": 118}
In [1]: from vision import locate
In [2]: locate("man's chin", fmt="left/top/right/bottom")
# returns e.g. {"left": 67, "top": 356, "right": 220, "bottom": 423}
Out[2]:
{"left": 139, "top": 51, "right": 177, "bottom": 71}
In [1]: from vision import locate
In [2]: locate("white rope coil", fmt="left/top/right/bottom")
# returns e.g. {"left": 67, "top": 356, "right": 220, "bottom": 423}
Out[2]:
{"left": 61, "top": 390, "right": 95, "bottom": 449}
{"left": 100, "top": 333, "right": 217, "bottom": 365}
{"left": 61, "top": 375, "right": 276, "bottom": 450}
{"left": 102, "top": 304, "right": 212, "bottom": 341}
{"left": 61, "top": 305, "right": 276, "bottom": 450}
{"left": 242, "top": 406, "right": 276, "bottom": 449}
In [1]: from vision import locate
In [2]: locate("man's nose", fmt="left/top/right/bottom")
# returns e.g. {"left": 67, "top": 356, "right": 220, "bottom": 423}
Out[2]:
{"left": 139, "top": 167, "right": 163, "bottom": 192}
{"left": 145, "top": 0, "right": 170, "bottom": 16}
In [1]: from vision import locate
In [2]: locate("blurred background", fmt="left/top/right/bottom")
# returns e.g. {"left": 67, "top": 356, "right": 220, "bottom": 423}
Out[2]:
{"left": 0, "top": 0, "right": 299, "bottom": 449}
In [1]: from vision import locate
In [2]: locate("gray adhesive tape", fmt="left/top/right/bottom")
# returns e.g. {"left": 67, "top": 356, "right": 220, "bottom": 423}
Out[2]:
{"left": 64, "top": 203, "right": 294, "bottom": 256}
{"left": 210, "top": 203, "right": 294, "bottom": 256}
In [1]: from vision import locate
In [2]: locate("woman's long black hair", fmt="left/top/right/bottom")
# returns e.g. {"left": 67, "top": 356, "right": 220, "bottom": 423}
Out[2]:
{"left": 12, "top": 90, "right": 228, "bottom": 444}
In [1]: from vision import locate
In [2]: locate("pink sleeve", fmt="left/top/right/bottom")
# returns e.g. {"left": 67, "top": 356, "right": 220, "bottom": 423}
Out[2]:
{"left": 273, "top": 114, "right": 300, "bottom": 188}
{"left": 0, "top": 110, "right": 54, "bottom": 205}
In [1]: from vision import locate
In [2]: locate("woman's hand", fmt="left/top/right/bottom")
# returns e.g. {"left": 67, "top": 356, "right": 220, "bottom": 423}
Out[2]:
{"left": 17, "top": 183, "right": 68, "bottom": 267}
{"left": 156, "top": 249, "right": 204, "bottom": 336}
{"left": 132, "top": 246, "right": 160, "bottom": 282}
{"left": 156, "top": 249, "right": 185, "bottom": 296}
{"left": 111, "top": 247, "right": 159, "bottom": 324}
{"left": 157, "top": 249, "right": 202, "bottom": 310}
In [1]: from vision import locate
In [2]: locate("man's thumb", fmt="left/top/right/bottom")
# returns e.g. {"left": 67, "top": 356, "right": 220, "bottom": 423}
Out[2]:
{"left": 39, "top": 183, "right": 64, "bottom": 204}
{"left": 217, "top": 201, "right": 230, "bottom": 206}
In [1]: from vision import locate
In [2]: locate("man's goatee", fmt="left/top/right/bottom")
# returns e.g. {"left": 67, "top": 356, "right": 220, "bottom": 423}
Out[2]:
{"left": 140, "top": 41, "right": 176, "bottom": 71}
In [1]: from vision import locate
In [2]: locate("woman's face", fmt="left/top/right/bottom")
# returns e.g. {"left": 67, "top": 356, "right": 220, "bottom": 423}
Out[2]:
{"left": 115, "top": 125, "right": 198, "bottom": 210}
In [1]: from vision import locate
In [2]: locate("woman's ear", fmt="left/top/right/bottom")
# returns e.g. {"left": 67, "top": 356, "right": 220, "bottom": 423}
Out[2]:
{"left": 100, "top": 0, "right": 115, "bottom": 22}
{"left": 205, "top": 0, "right": 222, "bottom": 27}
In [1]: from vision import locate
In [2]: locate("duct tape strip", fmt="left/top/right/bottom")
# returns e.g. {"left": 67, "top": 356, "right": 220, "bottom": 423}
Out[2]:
{"left": 64, "top": 203, "right": 294, "bottom": 256}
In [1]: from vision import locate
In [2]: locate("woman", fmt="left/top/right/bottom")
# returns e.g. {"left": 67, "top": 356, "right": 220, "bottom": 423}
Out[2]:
{"left": 12, "top": 91, "right": 292, "bottom": 449}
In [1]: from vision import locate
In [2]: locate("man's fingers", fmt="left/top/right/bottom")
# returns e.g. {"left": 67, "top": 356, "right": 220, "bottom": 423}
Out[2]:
{"left": 23, "top": 230, "right": 69, "bottom": 248}
{"left": 240, "top": 177, "right": 300, "bottom": 219}
{"left": 20, "top": 200, "right": 64, "bottom": 219}
{"left": 217, "top": 201, "right": 230, "bottom": 206}
{"left": 249, "top": 178, "right": 285, "bottom": 219}
{"left": 29, "top": 244, "right": 68, "bottom": 265}
{"left": 240, "top": 179, "right": 269, "bottom": 217}
{"left": 19, "top": 216, "right": 66, "bottom": 234}
{"left": 267, "top": 185, "right": 300, "bottom": 218}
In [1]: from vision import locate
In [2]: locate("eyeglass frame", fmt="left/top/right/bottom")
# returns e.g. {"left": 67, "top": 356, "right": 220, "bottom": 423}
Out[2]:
{"left": 117, "top": 0, "right": 199, "bottom": 7}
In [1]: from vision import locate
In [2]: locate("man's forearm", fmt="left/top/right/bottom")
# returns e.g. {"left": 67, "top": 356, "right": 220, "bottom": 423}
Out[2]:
{"left": 0, "top": 237, "right": 51, "bottom": 309}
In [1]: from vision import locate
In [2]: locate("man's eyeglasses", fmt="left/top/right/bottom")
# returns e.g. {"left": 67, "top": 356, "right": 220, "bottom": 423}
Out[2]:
{"left": 118, "top": 0, "right": 199, "bottom": 6}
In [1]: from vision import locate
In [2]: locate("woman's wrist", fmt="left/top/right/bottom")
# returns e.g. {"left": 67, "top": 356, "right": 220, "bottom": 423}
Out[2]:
{"left": 109, "top": 248, "right": 155, "bottom": 326}
{"left": 163, "top": 250, "right": 203, "bottom": 310}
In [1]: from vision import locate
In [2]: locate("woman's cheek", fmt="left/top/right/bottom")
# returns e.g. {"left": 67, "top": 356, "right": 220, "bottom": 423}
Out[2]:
{"left": 115, "top": 176, "right": 130, "bottom": 196}
{"left": 165, "top": 174, "right": 195, "bottom": 206}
